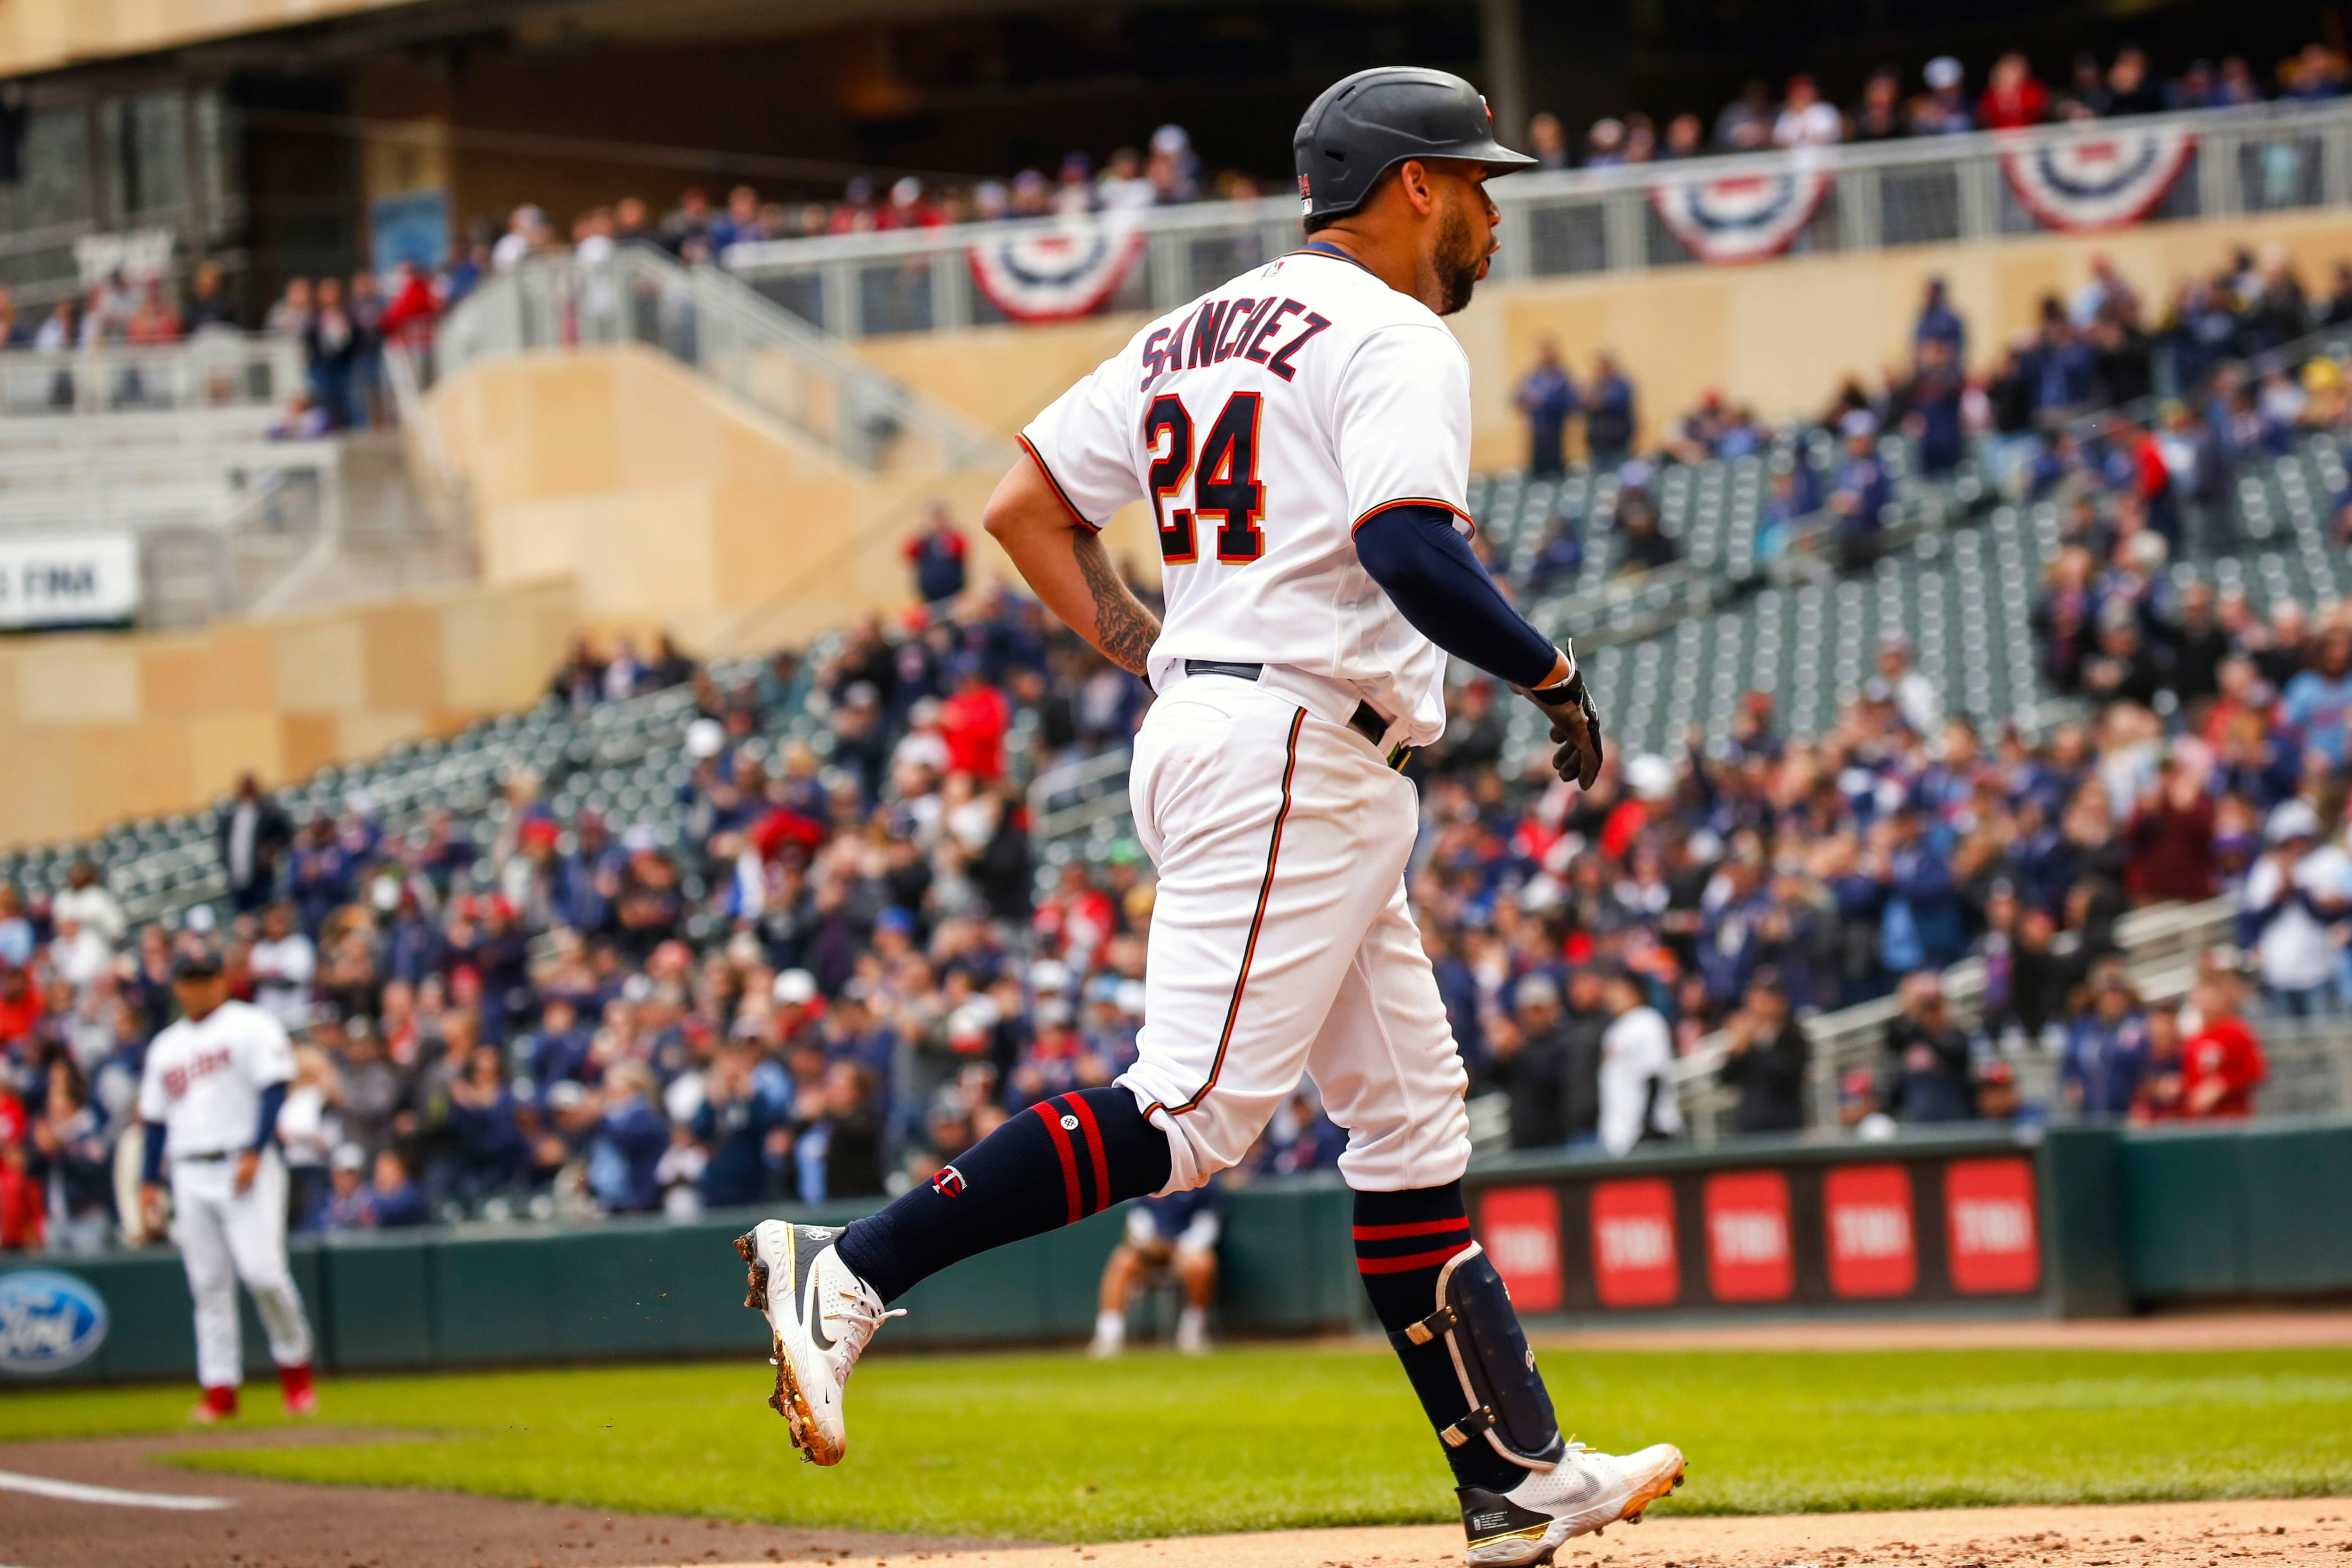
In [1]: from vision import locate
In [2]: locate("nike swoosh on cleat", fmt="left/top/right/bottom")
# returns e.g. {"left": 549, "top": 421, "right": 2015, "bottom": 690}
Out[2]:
{"left": 803, "top": 1260, "right": 835, "bottom": 1350}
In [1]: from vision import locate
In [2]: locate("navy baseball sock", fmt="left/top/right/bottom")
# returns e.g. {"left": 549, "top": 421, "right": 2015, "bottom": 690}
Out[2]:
{"left": 836, "top": 1087, "right": 1173, "bottom": 1305}
{"left": 1354, "top": 1182, "right": 1527, "bottom": 1493}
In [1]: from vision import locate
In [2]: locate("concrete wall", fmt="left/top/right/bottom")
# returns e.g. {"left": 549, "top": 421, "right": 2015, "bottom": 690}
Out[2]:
{"left": 857, "top": 206, "right": 2352, "bottom": 473}
{"left": 425, "top": 343, "right": 1160, "bottom": 656}
{"left": 0, "top": 0, "right": 425, "bottom": 77}
{"left": 0, "top": 576, "right": 577, "bottom": 851}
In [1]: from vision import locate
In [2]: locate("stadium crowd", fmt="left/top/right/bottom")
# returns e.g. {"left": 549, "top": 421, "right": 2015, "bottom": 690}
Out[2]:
{"left": 16, "top": 250, "right": 2352, "bottom": 1258}
{"left": 1553, "top": 40, "right": 2347, "bottom": 169}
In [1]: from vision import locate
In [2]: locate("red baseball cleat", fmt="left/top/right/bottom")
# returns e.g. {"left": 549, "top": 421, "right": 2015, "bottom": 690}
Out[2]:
{"left": 279, "top": 1362, "right": 318, "bottom": 1417}
{"left": 189, "top": 1385, "right": 238, "bottom": 1424}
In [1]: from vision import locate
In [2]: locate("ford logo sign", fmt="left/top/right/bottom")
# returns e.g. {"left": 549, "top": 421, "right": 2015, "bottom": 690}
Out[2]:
{"left": 0, "top": 1269, "right": 110, "bottom": 1375}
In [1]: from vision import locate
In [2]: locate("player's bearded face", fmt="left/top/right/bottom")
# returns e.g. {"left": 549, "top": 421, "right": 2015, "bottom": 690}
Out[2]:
{"left": 1431, "top": 187, "right": 1487, "bottom": 317}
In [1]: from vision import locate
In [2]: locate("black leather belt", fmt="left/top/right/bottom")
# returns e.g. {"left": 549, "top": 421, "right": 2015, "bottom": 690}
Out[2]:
{"left": 1181, "top": 659, "right": 1411, "bottom": 768}
{"left": 177, "top": 1150, "right": 232, "bottom": 1162}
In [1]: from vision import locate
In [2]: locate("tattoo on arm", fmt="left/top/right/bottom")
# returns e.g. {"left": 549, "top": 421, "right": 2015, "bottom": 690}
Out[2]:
{"left": 1072, "top": 529, "right": 1160, "bottom": 677}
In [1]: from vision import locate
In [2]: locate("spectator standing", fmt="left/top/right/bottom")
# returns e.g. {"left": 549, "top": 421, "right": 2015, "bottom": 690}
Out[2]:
{"left": 1850, "top": 66, "right": 1907, "bottom": 142}
{"left": 367, "top": 1149, "right": 429, "bottom": 1227}
{"left": 1979, "top": 53, "right": 2050, "bottom": 129}
{"left": 1584, "top": 354, "right": 1637, "bottom": 470}
{"left": 2239, "top": 799, "right": 2349, "bottom": 1015}
{"left": 2061, "top": 964, "right": 2151, "bottom": 1118}
{"left": 1716, "top": 79, "right": 1775, "bottom": 150}
{"left": 1716, "top": 969, "right": 1808, "bottom": 1135}
{"left": 903, "top": 502, "right": 969, "bottom": 606}
{"left": 32, "top": 1061, "right": 112, "bottom": 1255}
{"left": 1526, "top": 112, "right": 1570, "bottom": 171}
{"left": 585, "top": 1062, "right": 667, "bottom": 1213}
{"left": 2180, "top": 972, "right": 2267, "bottom": 1117}
{"left": 1597, "top": 969, "right": 1682, "bottom": 1155}
{"left": 248, "top": 903, "right": 316, "bottom": 1032}
{"left": 2123, "top": 751, "right": 2217, "bottom": 902}
{"left": 302, "top": 276, "right": 361, "bottom": 428}
{"left": 1881, "top": 973, "right": 1976, "bottom": 1122}
{"left": 1913, "top": 277, "right": 1968, "bottom": 364}
{"left": 1489, "top": 974, "right": 1575, "bottom": 1150}
{"left": 1516, "top": 340, "right": 1578, "bottom": 479}
{"left": 318, "top": 1144, "right": 374, "bottom": 1228}
{"left": 1915, "top": 57, "right": 1976, "bottom": 134}
{"left": 1772, "top": 74, "right": 1842, "bottom": 147}
{"left": 218, "top": 773, "right": 294, "bottom": 915}
{"left": 2283, "top": 628, "right": 2352, "bottom": 770}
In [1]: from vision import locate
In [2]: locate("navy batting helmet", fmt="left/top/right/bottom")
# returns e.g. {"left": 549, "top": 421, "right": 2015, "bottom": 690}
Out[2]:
{"left": 1293, "top": 67, "right": 1537, "bottom": 221}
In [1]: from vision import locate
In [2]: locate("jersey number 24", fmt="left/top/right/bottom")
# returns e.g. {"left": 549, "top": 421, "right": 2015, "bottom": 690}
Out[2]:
{"left": 1145, "top": 392, "right": 1265, "bottom": 567}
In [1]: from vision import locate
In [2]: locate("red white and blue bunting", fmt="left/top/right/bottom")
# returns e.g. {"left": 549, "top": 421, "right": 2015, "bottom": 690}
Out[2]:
{"left": 2000, "top": 125, "right": 2196, "bottom": 233}
{"left": 966, "top": 217, "right": 1147, "bottom": 324}
{"left": 1649, "top": 158, "right": 1833, "bottom": 264}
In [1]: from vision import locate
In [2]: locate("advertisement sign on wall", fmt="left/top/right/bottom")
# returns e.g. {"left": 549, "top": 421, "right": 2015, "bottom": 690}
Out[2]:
{"left": 1466, "top": 1142, "right": 2048, "bottom": 1316}
{"left": 1703, "top": 1171, "right": 1794, "bottom": 1303}
{"left": 1478, "top": 1185, "right": 1565, "bottom": 1311}
{"left": 0, "top": 532, "right": 139, "bottom": 627}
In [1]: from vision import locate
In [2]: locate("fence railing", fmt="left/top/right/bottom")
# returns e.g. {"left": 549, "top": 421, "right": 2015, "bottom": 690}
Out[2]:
{"left": 1673, "top": 896, "right": 2242, "bottom": 1143}
{"left": 721, "top": 98, "right": 2352, "bottom": 341}
{"left": 434, "top": 246, "right": 1009, "bottom": 475}
{"left": 0, "top": 332, "right": 303, "bottom": 418}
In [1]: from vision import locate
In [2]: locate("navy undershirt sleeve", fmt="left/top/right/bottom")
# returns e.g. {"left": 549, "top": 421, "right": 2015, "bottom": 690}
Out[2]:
{"left": 142, "top": 1122, "right": 167, "bottom": 1184}
{"left": 1353, "top": 503, "right": 1560, "bottom": 689}
{"left": 252, "top": 1081, "right": 288, "bottom": 1153}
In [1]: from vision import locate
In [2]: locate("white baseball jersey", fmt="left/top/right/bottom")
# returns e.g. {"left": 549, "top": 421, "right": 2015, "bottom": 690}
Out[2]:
{"left": 1021, "top": 245, "right": 1472, "bottom": 748}
{"left": 138, "top": 999, "right": 295, "bottom": 1157}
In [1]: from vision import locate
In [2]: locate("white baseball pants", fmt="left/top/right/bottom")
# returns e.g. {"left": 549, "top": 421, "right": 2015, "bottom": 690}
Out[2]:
{"left": 1119, "top": 670, "right": 1470, "bottom": 1194}
{"left": 170, "top": 1149, "right": 312, "bottom": 1389}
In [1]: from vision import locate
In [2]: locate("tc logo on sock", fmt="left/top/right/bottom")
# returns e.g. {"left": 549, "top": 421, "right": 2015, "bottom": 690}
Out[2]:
{"left": 931, "top": 1165, "right": 967, "bottom": 1197}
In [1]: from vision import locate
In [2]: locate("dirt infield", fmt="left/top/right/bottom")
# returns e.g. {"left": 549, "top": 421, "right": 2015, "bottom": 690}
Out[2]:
{"left": 0, "top": 1430, "right": 2343, "bottom": 1568}
{"left": 784, "top": 1499, "right": 2352, "bottom": 1568}
{"left": 0, "top": 1432, "right": 993, "bottom": 1568}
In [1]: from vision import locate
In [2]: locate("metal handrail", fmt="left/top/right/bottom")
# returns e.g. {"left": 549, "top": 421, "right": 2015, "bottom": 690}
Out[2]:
{"left": 721, "top": 97, "right": 2352, "bottom": 337}
{"left": 0, "top": 332, "right": 304, "bottom": 417}
{"left": 1673, "top": 896, "right": 2241, "bottom": 1143}
{"left": 436, "top": 246, "right": 1009, "bottom": 475}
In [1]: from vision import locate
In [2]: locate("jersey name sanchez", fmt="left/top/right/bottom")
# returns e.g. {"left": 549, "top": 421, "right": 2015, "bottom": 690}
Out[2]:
{"left": 137, "top": 998, "right": 295, "bottom": 1158}
{"left": 1020, "top": 246, "right": 1475, "bottom": 748}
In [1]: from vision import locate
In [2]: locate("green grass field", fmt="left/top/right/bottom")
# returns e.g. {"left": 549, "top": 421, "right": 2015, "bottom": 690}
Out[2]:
{"left": 3, "top": 1345, "right": 2349, "bottom": 1542}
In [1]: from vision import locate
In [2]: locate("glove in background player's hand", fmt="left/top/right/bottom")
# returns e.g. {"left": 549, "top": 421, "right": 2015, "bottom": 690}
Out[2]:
{"left": 1524, "top": 655, "right": 1605, "bottom": 789}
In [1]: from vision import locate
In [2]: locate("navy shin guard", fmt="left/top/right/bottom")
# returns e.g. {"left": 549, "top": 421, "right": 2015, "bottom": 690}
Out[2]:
{"left": 1392, "top": 1243, "right": 1567, "bottom": 1470}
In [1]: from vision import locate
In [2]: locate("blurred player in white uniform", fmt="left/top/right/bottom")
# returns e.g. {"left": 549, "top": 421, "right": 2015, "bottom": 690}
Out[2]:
{"left": 1089, "top": 1183, "right": 1222, "bottom": 1357}
{"left": 737, "top": 69, "right": 1680, "bottom": 1565}
{"left": 138, "top": 948, "right": 318, "bottom": 1422}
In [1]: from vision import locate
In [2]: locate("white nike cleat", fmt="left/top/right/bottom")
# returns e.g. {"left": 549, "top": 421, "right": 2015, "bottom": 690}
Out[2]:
{"left": 1088, "top": 1309, "right": 1126, "bottom": 1360}
{"left": 735, "top": 1220, "right": 902, "bottom": 1465}
{"left": 1173, "top": 1305, "right": 1209, "bottom": 1356}
{"left": 1457, "top": 1441, "right": 1685, "bottom": 1567}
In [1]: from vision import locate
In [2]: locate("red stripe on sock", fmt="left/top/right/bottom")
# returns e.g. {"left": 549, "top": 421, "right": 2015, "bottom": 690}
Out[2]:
{"left": 1355, "top": 1242, "right": 1472, "bottom": 1275}
{"left": 1034, "top": 1103, "right": 1082, "bottom": 1225}
{"left": 1063, "top": 1095, "right": 1112, "bottom": 1215}
{"left": 1351, "top": 1218, "right": 1470, "bottom": 1242}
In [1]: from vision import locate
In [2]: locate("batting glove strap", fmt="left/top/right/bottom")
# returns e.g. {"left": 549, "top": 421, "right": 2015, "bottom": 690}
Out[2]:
{"left": 1528, "top": 640, "right": 1579, "bottom": 701}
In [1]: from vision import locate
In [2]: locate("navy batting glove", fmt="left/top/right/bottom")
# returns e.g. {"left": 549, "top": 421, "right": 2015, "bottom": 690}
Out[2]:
{"left": 1524, "top": 648, "right": 1604, "bottom": 789}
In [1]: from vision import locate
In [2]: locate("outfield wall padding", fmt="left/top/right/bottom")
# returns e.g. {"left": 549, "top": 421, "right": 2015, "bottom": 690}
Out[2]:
{"left": 8, "top": 1119, "right": 2350, "bottom": 1385}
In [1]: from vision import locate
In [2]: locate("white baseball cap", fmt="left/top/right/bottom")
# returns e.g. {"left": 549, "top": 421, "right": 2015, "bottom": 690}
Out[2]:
{"left": 2268, "top": 799, "right": 2323, "bottom": 844}
{"left": 773, "top": 968, "right": 818, "bottom": 1006}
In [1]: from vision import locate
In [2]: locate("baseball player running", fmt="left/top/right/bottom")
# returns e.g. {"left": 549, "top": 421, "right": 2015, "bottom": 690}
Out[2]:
{"left": 139, "top": 947, "right": 318, "bottom": 1422}
{"left": 736, "top": 67, "right": 1681, "bottom": 1565}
